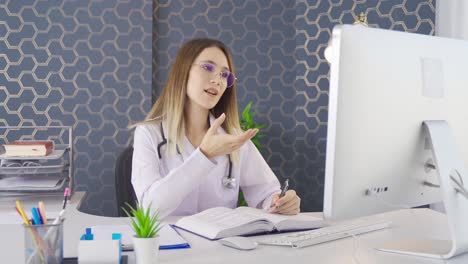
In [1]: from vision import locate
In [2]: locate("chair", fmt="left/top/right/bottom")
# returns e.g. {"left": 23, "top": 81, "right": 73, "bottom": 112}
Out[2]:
{"left": 115, "top": 145, "right": 137, "bottom": 217}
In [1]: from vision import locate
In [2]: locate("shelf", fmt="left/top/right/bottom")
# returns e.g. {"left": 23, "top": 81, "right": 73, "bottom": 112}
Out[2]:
{"left": 0, "top": 175, "right": 67, "bottom": 191}
{"left": 0, "top": 126, "right": 74, "bottom": 199}
{"left": 0, "top": 161, "right": 68, "bottom": 175}
{"left": 0, "top": 145, "right": 69, "bottom": 160}
{"left": 0, "top": 174, "right": 69, "bottom": 192}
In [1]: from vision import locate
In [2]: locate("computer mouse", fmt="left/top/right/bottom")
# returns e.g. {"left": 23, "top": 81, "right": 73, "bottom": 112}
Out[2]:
{"left": 219, "top": 236, "right": 258, "bottom": 250}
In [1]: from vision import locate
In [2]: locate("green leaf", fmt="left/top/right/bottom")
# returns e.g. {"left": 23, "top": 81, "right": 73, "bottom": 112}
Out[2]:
{"left": 239, "top": 101, "right": 265, "bottom": 151}
{"left": 252, "top": 139, "right": 261, "bottom": 150}
{"left": 121, "top": 202, "right": 161, "bottom": 238}
{"left": 242, "top": 102, "right": 252, "bottom": 119}
{"left": 237, "top": 190, "right": 248, "bottom": 207}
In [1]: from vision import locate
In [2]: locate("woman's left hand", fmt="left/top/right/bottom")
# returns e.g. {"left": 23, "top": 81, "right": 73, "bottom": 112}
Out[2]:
{"left": 268, "top": 190, "right": 301, "bottom": 215}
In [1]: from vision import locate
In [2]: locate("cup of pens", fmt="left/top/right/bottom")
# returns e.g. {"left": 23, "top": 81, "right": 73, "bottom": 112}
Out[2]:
{"left": 24, "top": 219, "right": 64, "bottom": 264}
{"left": 16, "top": 188, "right": 70, "bottom": 264}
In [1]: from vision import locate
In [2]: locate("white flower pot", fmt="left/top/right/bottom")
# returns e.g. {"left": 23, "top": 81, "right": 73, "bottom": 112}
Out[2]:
{"left": 133, "top": 235, "right": 159, "bottom": 264}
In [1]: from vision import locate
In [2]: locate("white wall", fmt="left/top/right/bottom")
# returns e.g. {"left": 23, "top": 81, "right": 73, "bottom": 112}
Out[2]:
{"left": 436, "top": 0, "right": 468, "bottom": 39}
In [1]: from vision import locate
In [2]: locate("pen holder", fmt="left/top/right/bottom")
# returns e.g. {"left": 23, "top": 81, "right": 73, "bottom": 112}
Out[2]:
{"left": 24, "top": 219, "right": 63, "bottom": 264}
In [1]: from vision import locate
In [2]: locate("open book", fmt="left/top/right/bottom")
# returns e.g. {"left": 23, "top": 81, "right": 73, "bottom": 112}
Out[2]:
{"left": 174, "top": 207, "right": 326, "bottom": 240}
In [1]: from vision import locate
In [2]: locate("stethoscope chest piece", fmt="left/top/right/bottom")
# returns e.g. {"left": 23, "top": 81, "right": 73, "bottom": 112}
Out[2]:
{"left": 158, "top": 122, "right": 236, "bottom": 189}
{"left": 222, "top": 175, "right": 237, "bottom": 189}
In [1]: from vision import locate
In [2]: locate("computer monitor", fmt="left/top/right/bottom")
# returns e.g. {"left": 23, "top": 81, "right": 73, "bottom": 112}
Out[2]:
{"left": 323, "top": 25, "right": 468, "bottom": 259}
{"left": 323, "top": 25, "right": 468, "bottom": 220}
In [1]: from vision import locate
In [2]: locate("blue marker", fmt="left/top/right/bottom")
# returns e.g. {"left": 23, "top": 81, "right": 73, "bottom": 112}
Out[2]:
{"left": 31, "top": 208, "right": 42, "bottom": 225}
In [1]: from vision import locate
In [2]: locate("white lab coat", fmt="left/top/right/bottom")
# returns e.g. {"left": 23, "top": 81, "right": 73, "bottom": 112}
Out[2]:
{"left": 131, "top": 114, "right": 281, "bottom": 219}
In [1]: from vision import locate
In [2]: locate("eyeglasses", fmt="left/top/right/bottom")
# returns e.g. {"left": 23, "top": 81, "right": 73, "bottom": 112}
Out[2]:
{"left": 192, "top": 62, "right": 237, "bottom": 88}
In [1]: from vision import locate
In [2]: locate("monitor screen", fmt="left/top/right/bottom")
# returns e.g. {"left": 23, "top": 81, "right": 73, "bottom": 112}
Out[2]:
{"left": 323, "top": 25, "right": 468, "bottom": 220}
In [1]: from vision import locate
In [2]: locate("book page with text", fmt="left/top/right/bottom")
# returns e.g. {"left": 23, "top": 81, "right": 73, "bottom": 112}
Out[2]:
{"left": 235, "top": 207, "right": 324, "bottom": 230}
{"left": 175, "top": 207, "right": 269, "bottom": 239}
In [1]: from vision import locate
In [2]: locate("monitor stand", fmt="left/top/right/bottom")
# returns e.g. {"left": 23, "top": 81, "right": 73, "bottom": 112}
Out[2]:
{"left": 377, "top": 120, "right": 468, "bottom": 259}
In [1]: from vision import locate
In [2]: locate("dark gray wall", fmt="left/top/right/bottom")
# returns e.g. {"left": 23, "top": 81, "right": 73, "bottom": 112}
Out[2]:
{"left": 0, "top": 0, "right": 152, "bottom": 216}
{"left": 153, "top": 0, "right": 436, "bottom": 212}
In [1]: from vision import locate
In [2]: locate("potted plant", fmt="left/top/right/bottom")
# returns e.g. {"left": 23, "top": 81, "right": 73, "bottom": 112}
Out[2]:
{"left": 123, "top": 202, "right": 162, "bottom": 264}
{"left": 238, "top": 101, "right": 266, "bottom": 206}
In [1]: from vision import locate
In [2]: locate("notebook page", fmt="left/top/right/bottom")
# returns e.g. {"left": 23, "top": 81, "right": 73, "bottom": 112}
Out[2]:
{"left": 235, "top": 207, "right": 324, "bottom": 230}
{"left": 175, "top": 207, "right": 265, "bottom": 239}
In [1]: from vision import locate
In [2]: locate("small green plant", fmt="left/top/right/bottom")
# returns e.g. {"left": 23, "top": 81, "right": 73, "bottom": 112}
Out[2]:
{"left": 122, "top": 202, "right": 162, "bottom": 238}
{"left": 238, "top": 101, "right": 266, "bottom": 206}
{"left": 240, "top": 101, "right": 266, "bottom": 150}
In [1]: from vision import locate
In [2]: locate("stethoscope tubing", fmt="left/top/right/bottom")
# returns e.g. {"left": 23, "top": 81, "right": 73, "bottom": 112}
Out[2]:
{"left": 157, "top": 122, "right": 236, "bottom": 189}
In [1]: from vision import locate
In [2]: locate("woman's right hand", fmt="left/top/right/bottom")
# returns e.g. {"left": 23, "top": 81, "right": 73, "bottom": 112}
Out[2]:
{"left": 200, "top": 113, "right": 258, "bottom": 159}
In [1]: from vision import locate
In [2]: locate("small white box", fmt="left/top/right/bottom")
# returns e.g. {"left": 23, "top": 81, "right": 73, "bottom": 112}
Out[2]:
{"left": 78, "top": 240, "right": 120, "bottom": 264}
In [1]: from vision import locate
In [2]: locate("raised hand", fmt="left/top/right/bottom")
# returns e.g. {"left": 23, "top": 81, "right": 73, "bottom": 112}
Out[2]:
{"left": 199, "top": 113, "right": 258, "bottom": 159}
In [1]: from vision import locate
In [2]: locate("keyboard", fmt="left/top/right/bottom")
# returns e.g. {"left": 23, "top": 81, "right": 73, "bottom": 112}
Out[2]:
{"left": 257, "top": 218, "right": 392, "bottom": 248}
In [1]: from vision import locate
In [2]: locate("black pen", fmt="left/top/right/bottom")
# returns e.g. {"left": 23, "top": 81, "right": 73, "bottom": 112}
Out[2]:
{"left": 270, "top": 179, "right": 289, "bottom": 209}
{"left": 279, "top": 179, "right": 289, "bottom": 198}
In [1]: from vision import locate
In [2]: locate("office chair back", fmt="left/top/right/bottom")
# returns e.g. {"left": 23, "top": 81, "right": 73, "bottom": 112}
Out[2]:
{"left": 115, "top": 145, "right": 137, "bottom": 217}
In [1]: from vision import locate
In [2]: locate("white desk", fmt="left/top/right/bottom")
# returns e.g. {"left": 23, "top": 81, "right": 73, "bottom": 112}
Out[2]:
{"left": 1, "top": 195, "right": 468, "bottom": 264}
{"left": 0, "top": 192, "right": 86, "bottom": 225}
{"left": 0, "top": 192, "right": 86, "bottom": 262}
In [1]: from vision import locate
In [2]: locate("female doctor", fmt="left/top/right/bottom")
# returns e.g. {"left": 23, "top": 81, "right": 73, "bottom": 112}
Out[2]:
{"left": 131, "top": 38, "right": 301, "bottom": 219}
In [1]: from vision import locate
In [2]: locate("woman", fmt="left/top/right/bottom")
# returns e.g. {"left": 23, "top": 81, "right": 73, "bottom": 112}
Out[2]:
{"left": 131, "top": 38, "right": 301, "bottom": 219}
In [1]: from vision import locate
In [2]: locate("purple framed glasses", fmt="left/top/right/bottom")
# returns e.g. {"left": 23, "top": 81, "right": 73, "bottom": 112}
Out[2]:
{"left": 193, "top": 62, "right": 237, "bottom": 88}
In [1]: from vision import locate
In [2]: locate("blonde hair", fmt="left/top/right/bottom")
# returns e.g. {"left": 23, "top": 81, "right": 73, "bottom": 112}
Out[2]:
{"left": 133, "top": 38, "right": 241, "bottom": 160}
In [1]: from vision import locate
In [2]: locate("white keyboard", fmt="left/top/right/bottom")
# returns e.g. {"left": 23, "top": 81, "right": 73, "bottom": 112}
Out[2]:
{"left": 258, "top": 218, "right": 392, "bottom": 248}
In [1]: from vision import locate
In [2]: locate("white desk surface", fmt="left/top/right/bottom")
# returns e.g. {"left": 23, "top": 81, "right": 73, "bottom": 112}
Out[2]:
{"left": 1, "top": 193, "right": 467, "bottom": 264}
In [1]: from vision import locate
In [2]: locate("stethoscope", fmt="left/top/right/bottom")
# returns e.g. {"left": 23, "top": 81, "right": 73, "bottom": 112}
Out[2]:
{"left": 157, "top": 123, "right": 236, "bottom": 189}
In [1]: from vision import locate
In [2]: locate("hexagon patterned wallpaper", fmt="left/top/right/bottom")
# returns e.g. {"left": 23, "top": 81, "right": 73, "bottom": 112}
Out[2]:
{"left": 0, "top": 0, "right": 435, "bottom": 216}
{"left": 153, "top": 0, "right": 435, "bottom": 212}
{"left": 0, "top": 0, "right": 152, "bottom": 216}
{"left": 294, "top": 0, "right": 435, "bottom": 210}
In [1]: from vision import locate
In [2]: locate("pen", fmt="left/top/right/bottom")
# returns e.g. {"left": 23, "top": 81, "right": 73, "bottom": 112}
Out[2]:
{"left": 31, "top": 208, "right": 43, "bottom": 225}
{"left": 16, "top": 204, "right": 46, "bottom": 262}
{"left": 15, "top": 206, "right": 30, "bottom": 226}
{"left": 38, "top": 201, "right": 47, "bottom": 224}
{"left": 270, "top": 179, "right": 290, "bottom": 209}
{"left": 61, "top": 187, "right": 70, "bottom": 210}
{"left": 52, "top": 187, "right": 70, "bottom": 225}
{"left": 27, "top": 188, "right": 70, "bottom": 264}
{"left": 279, "top": 179, "right": 289, "bottom": 198}
{"left": 15, "top": 200, "right": 29, "bottom": 224}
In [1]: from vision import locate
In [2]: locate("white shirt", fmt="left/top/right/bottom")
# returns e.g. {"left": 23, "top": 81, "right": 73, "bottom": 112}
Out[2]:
{"left": 131, "top": 115, "right": 281, "bottom": 219}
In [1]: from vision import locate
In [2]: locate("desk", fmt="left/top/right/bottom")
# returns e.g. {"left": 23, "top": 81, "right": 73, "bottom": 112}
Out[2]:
{"left": 0, "top": 192, "right": 86, "bottom": 225}
{"left": 0, "top": 192, "right": 85, "bottom": 261}
{"left": 1, "top": 196, "right": 468, "bottom": 264}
